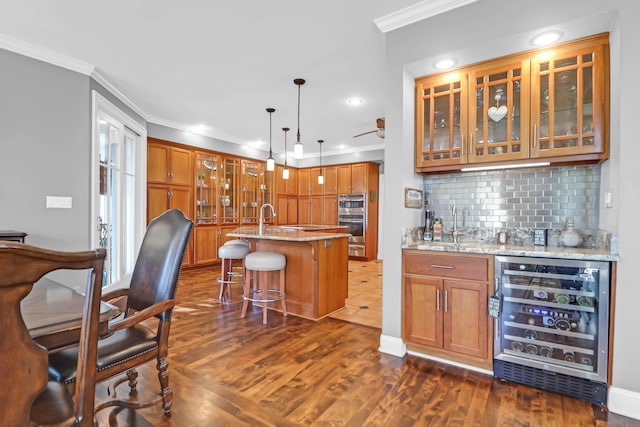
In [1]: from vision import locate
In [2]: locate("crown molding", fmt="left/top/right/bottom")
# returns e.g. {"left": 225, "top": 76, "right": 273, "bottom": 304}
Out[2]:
{"left": 0, "top": 32, "right": 95, "bottom": 75}
{"left": 374, "top": 0, "right": 479, "bottom": 33}
{"left": 91, "top": 70, "right": 148, "bottom": 120}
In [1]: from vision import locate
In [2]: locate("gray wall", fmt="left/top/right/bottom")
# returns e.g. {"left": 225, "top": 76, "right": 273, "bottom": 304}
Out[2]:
{"left": 0, "top": 48, "right": 91, "bottom": 252}
{"left": 381, "top": 0, "right": 640, "bottom": 415}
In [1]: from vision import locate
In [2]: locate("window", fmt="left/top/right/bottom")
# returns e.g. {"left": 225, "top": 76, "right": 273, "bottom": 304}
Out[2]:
{"left": 91, "top": 91, "right": 147, "bottom": 286}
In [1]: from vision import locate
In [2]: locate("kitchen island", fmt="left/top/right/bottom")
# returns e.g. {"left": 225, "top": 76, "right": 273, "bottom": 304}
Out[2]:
{"left": 227, "top": 225, "right": 350, "bottom": 320}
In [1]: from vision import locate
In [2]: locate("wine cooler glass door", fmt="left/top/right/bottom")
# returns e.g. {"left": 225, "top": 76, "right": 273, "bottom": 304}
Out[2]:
{"left": 494, "top": 256, "right": 610, "bottom": 383}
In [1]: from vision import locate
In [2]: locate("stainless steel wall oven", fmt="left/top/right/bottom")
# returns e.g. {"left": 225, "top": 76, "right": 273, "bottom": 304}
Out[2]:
{"left": 493, "top": 255, "right": 611, "bottom": 405}
{"left": 338, "top": 193, "right": 366, "bottom": 257}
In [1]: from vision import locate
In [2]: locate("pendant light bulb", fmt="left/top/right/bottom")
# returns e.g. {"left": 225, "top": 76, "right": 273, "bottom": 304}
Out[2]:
{"left": 293, "top": 78, "right": 305, "bottom": 159}
{"left": 282, "top": 127, "right": 290, "bottom": 180}
{"left": 317, "top": 139, "right": 324, "bottom": 185}
{"left": 266, "top": 107, "right": 275, "bottom": 172}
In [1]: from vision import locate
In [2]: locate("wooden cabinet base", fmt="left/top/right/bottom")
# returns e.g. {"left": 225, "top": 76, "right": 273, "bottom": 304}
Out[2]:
{"left": 250, "top": 237, "right": 349, "bottom": 320}
{"left": 407, "top": 341, "right": 493, "bottom": 372}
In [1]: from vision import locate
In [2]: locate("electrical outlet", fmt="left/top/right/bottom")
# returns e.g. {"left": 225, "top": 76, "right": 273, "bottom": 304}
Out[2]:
{"left": 46, "top": 196, "right": 73, "bottom": 209}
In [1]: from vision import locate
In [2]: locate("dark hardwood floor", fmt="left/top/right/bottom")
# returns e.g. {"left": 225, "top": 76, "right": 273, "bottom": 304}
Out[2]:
{"left": 94, "top": 265, "right": 639, "bottom": 426}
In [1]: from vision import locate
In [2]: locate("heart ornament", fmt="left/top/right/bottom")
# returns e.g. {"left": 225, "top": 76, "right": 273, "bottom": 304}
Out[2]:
{"left": 488, "top": 105, "right": 508, "bottom": 122}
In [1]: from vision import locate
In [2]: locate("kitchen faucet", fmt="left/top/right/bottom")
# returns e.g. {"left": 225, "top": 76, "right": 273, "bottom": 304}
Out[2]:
{"left": 451, "top": 205, "right": 464, "bottom": 244}
{"left": 259, "top": 203, "right": 276, "bottom": 235}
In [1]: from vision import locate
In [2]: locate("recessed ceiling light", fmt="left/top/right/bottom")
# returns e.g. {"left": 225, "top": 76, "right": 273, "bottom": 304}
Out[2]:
{"left": 530, "top": 30, "right": 563, "bottom": 46}
{"left": 434, "top": 58, "right": 456, "bottom": 70}
{"left": 346, "top": 97, "right": 364, "bottom": 106}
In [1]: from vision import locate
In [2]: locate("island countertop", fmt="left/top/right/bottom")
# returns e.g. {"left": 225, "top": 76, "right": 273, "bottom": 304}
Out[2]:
{"left": 227, "top": 225, "right": 350, "bottom": 242}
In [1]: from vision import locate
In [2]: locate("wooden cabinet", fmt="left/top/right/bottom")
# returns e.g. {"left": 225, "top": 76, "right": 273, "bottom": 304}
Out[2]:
{"left": 298, "top": 168, "right": 311, "bottom": 196}
{"left": 415, "top": 33, "right": 609, "bottom": 173}
{"left": 323, "top": 195, "right": 337, "bottom": 225}
{"left": 194, "top": 226, "right": 217, "bottom": 266}
{"left": 147, "top": 140, "right": 192, "bottom": 185}
{"left": 310, "top": 167, "right": 324, "bottom": 195}
{"left": 219, "top": 157, "right": 240, "bottom": 224}
{"left": 147, "top": 184, "right": 193, "bottom": 266}
{"left": 337, "top": 163, "right": 370, "bottom": 194}
{"left": 195, "top": 152, "right": 218, "bottom": 225}
{"left": 276, "top": 165, "right": 297, "bottom": 196}
{"left": 240, "top": 160, "right": 261, "bottom": 224}
{"left": 276, "top": 196, "right": 298, "bottom": 225}
{"left": 323, "top": 166, "right": 338, "bottom": 195}
{"left": 402, "top": 250, "right": 493, "bottom": 370}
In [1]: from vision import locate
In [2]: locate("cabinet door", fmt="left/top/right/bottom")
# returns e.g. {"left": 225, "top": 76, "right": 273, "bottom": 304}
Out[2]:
{"left": 323, "top": 195, "right": 337, "bottom": 225}
{"left": 195, "top": 153, "right": 218, "bottom": 225}
{"left": 310, "top": 167, "right": 324, "bottom": 195}
{"left": 310, "top": 196, "right": 323, "bottom": 224}
{"left": 286, "top": 196, "right": 298, "bottom": 224}
{"left": 323, "top": 166, "right": 338, "bottom": 195}
{"left": 277, "top": 196, "right": 289, "bottom": 225}
{"left": 443, "top": 279, "right": 488, "bottom": 358}
{"left": 415, "top": 72, "right": 468, "bottom": 169}
{"left": 337, "top": 165, "right": 351, "bottom": 194}
{"left": 147, "top": 144, "right": 170, "bottom": 184}
{"left": 241, "top": 160, "right": 260, "bottom": 224}
{"left": 350, "top": 163, "right": 367, "bottom": 194}
{"left": 468, "top": 59, "right": 531, "bottom": 163}
{"left": 403, "top": 275, "right": 443, "bottom": 348}
{"left": 531, "top": 38, "right": 608, "bottom": 158}
{"left": 298, "top": 168, "right": 311, "bottom": 195}
{"left": 219, "top": 157, "right": 240, "bottom": 224}
{"left": 298, "top": 196, "right": 311, "bottom": 224}
{"left": 276, "top": 165, "right": 288, "bottom": 195}
{"left": 147, "top": 184, "right": 170, "bottom": 223}
{"left": 170, "top": 186, "right": 193, "bottom": 266}
{"left": 170, "top": 147, "right": 192, "bottom": 186}
{"left": 194, "top": 226, "right": 217, "bottom": 265}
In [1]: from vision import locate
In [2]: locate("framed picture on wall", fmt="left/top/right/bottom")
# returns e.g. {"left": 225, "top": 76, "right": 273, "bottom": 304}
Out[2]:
{"left": 404, "top": 188, "right": 423, "bottom": 209}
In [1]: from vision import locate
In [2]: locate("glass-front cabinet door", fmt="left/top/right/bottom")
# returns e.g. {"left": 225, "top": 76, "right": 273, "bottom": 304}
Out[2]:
{"left": 415, "top": 72, "right": 468, "bottom": 168}
{"left": 530, "top": 38, "right": 608, "bottom": 158}
{"left": 241, "top": 160, "right": 260, "bottom": 223}
{"left": 219, "top": 157, "right": 239, "bottom": 224}
{"left": 260, "top": 167, "right": 275, "bottom": 223}
{"left": 195, "top": 153, "right": 218, "bottom": 224}
{"left": 468, "top": 60, "right": 530, "bottom": 163}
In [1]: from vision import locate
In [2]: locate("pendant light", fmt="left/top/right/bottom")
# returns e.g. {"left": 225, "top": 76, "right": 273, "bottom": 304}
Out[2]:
{"left": 266, "top": 107, "right": 275, "bottom": 172}
{"left": 317, "top": 139, "right": 324, "bottom": 185}
{"left": 293, "top": 78, "right": 305, "bottom": 159}
{"left": 282, "top": 127, "right": 290, "bottom": 180}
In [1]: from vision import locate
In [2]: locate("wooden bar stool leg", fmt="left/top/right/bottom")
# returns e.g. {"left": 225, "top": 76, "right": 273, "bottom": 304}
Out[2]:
{"left": 280, "top": 268, "right": 287, "bottom": 316}
{"left": 241, "top": 266, "right": 250, "bottom": 319}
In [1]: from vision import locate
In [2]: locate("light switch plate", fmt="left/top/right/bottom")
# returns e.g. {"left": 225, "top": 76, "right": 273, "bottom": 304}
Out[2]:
{"left": 46, "top": 196, "right": 73, "bottom": 209}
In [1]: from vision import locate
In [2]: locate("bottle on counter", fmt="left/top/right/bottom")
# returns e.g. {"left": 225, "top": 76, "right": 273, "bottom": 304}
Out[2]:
{"left": 432, "top": 218, "right": 443, "bottom": 241}
{"left": 423, "top": 210, "right": 434, "bottom": 241}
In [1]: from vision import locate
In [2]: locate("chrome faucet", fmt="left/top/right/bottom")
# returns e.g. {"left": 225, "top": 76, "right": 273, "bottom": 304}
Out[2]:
{"left": 451, "top": 205, "right": 463, "bottom": 244}
{"left": 259, "top": 203, "right": 276, "bottom": 235}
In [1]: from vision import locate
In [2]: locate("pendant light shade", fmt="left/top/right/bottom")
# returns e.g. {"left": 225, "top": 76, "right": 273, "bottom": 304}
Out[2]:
{"left": 266, "top": 107, "right": 275, "bottom": 172}
{"left": 317, "top": 139, "right": 324, "bottom": 185}
{"left": 282, "top": 127, "right": 290, "bottom": 180}
{"left": 293, "top": 78, "right": 305, "bottom": 159}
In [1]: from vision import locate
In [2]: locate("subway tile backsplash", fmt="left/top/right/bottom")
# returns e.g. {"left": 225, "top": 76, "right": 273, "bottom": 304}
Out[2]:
{"left": 422, "top": 165, "right": 600, "bottom": 239}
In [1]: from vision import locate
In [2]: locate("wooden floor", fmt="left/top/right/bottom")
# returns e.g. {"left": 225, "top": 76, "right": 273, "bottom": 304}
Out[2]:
{"left": 94, "top": 263, "right": 639, "bottom": 426}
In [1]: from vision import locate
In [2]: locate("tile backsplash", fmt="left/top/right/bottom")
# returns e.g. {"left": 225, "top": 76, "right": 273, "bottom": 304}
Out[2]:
{"left": 422, "top": 164, "right": 600, "bottom": 234}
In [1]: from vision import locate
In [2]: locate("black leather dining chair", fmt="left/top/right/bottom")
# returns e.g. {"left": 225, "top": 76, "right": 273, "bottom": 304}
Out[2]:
{"left": 0, "top": 242, "right": 106, "bottom": 427}
{"left": 48, "top": 208, "right": 193, "bottom": 417}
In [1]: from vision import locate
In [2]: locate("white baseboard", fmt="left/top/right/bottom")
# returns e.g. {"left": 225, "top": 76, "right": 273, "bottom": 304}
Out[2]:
{"left": 406, "top": 349, "right": 494, "bottom": 376}
{"left": 609, "top": 386, "right": 640, "bottom": 421}
{"left": 378, "top": 334, "right": 407, "bottom": 357}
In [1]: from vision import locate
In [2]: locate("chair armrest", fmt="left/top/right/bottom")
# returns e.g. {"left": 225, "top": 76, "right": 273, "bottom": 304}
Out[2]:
{"left": 101, "top": 288, "right": 129, "bottom": 302}
{"left": 107, "top": 299, "right": 175, "bottom": 333}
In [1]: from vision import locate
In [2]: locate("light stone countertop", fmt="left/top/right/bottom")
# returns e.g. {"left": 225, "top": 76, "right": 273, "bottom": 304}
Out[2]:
{"left": 402, "top": 241, "right": 618, "bottom": 262}
{"left": 227, "top": 225, "right": 350, "bottom": 242}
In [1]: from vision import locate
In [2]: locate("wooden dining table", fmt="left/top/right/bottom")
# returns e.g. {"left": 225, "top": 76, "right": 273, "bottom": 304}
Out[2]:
{"left": 23, "top": 277, "right": 120, "bottom": 351}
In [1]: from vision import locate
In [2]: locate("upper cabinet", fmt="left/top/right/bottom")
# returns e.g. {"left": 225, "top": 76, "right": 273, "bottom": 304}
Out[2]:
{"left": 276, "top": 165, "right": 297, "bottom": 196}
{"left": 219, "top": 157, "right": 240, "bottom": 224}
{"left": 195, "top": 152, "right": 218, "bottom": 224}
{"left": 147, "top": 139, "right": 192, "bottom": 185}
{"left": 415, "top": 34, "right": 609, "bottom": 173}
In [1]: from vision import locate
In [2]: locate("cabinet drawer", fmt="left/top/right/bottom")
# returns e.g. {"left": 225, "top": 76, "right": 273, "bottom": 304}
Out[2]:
{"left": 404, "top": 251, "right": 489, "bottom": 282}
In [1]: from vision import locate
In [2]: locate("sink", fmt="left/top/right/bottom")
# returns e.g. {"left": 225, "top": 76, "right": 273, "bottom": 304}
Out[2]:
{"left": 417, "top": 242, "right": 478, "bottom": 250}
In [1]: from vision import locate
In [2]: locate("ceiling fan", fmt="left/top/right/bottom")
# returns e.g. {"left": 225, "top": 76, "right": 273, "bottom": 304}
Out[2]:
{"left": 353, "top": 117, "right": 385, "bottom": 139}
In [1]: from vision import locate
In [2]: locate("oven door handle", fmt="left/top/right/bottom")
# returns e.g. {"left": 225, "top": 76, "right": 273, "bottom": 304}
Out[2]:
{"left": 339, "top": 219, "right": 364, "bottom": 223}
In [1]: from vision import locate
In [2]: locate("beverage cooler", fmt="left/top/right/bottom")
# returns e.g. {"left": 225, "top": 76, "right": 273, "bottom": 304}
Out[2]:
{"left": 492, "top": 256, "right": 611, "bottom": 405}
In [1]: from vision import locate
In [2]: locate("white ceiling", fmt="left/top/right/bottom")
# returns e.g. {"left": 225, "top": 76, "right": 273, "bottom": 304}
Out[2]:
{"left": 0, "top": 0, "right": 429, "bottom": 159}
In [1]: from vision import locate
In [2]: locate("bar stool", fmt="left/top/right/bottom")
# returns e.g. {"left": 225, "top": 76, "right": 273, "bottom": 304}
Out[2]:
{"left": 241, "top": 251, "right": 287, "bottom": 324}
{"left": 217, "top": 241, "right": 251, "bottom": 302}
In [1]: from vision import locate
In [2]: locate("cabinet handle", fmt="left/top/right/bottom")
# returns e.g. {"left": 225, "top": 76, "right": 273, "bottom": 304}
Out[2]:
{"left": 533, "top": 124, "right": 538, "bottom": 148}
{"left": 436, "top": 289, "right": 441, "bottom": 312}
{"left": 469, "top": 132, "right": 473, "bottom": 154}
{"left": 430, "top": 264, "right": 454, "bottom": 269}
{"left": 444, "top": 290, "right": 448, "bottom": 313}
{"left": 461, "top": 134, "right": 464, "bottom": 156}
{"left": 167, "top": 191, "right": 171, "bottom": 199}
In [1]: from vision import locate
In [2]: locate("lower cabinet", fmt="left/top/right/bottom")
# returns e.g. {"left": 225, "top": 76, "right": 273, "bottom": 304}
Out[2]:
{"left": 194, "top": 225, "right": 240, "bottom": 266}
{"left": 402, "top": 250, "right": 493, "bottom": 370}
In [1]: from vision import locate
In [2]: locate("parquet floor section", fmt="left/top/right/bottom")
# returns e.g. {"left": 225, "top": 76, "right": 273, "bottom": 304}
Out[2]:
{"left": 93, "top": 264, "right": 639, "bottom": 427}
